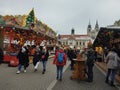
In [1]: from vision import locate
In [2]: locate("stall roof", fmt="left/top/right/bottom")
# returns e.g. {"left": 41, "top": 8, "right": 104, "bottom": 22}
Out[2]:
{"left": 93, "top": 27, "right": 120, "bottom": 48}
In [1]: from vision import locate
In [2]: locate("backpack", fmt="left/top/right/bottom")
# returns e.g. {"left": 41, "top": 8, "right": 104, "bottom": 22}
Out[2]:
{"left": 58, "top": 52, "right": 64, "bottom": 63}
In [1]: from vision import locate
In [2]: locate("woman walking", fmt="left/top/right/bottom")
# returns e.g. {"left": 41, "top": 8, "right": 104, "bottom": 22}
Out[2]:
{"left": 53, "top": 47, "right": 67, "bottom": 81}
{"left": 16, "top": 47, "right": 29, "bottom": 74}
{"left": 105, "top": 48, "right": 120, "bottom": 86}
{"left": 33, "top": 46, "right": 42, "bottom": 72}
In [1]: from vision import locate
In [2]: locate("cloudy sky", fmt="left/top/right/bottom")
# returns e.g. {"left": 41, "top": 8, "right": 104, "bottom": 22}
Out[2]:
{"left": 0, "top": 0, "right": 120, "bottom": 35}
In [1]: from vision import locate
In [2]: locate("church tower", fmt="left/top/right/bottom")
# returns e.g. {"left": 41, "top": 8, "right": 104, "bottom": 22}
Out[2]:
{"left": 95, "top": 20, "right": 99, "bottom": 31}
{"left": 71, "top": 28, "right": 75, "bottom": 35}
{"left": 87, "top": 20, "right": 92, "bottom": 36}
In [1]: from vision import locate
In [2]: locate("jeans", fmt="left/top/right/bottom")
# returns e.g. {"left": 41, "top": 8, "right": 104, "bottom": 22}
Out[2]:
{"left": 56, "top": 66, "right": 64, "bottom": 79}
{"left": 18, "top": 64, "right": 26, "bottom": 71}
{"left": 106, "top": 69, "right": 116, "bottom": 82}
{"left": 42, "top": 61, "right": 47, "bottom": 70}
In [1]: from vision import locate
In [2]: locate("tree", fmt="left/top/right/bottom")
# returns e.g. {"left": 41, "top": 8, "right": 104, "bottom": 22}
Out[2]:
{"left": 25, "top": 8, "right": 35, "bottom": 28}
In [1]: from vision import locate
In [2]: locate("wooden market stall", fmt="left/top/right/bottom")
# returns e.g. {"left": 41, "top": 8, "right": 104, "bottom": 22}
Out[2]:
{"left": 93, "top": 27, "right": 120, "bottom": 61}
{"left": 0, "top": 25, "right": 57, "bottom": 66}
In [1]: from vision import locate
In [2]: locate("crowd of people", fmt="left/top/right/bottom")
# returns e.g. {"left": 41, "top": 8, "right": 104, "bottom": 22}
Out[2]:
{"left": 16, "top": 45, "right": 49, "bottom": 74}
{"left": 1, "top": 43, "right": 120, "bottom": 86}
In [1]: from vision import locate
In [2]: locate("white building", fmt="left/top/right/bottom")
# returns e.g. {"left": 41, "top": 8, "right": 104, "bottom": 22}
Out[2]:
{"left": 87, "top": 20, "right": 99, "bottom": 39}
{"left": 58, "top": 28, "right": 92, "bottom": 49}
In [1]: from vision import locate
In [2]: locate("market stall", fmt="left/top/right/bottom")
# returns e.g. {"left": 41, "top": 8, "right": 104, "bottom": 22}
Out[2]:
{"left": 93, "top": 27, "right": 120, "bottom": 61}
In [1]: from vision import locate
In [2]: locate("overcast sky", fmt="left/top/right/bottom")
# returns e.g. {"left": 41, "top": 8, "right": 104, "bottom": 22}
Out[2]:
{"left": 0, "top": 0, "right": 120, "bottom": 35}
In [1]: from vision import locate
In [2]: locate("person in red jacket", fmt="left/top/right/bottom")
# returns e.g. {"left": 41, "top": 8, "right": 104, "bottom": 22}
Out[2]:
{"left": 53, "top": 47, "right": 67, "bottom": 81}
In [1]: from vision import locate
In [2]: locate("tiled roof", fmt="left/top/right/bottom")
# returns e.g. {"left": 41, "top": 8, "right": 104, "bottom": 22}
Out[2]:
{"left": 60, "top": 34, "right": 90, "bottom": 39}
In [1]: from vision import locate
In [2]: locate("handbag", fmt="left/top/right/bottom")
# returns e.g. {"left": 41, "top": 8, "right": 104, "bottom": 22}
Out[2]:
{"left": 42, "top": 55, "right": 45, "bottom": 59}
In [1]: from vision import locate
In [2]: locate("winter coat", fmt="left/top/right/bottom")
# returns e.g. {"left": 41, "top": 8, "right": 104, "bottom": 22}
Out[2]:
{"left": 41, "top": 50, "right": 49, "bottom": 61}
{"left": 17, "top": 49, "right": 29, "bottom": 65}
{"left": 106, "top": 51, "right": 120, "bottom": 69}
{"left": 33, "top": 51, "right": 42, "bottom": 66}
{"left": 86, "top": 49, "right": 95, "bottom": 66}
{"left": 68, "top": 49, "right": 77, "bottom": 60}
{"left": 53, "top": 49, "right": 67, "bottom": 66}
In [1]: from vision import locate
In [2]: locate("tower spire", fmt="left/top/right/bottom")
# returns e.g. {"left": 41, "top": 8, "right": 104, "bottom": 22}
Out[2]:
{"left": 95, "top": 20, "right": 99, "bottom": 31}
{"left": 87, "top": 20, "right": 92, "bottom": 34}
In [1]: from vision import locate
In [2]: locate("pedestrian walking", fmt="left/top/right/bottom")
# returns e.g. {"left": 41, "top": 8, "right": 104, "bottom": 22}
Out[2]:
{"left": 86, "top": 47, "right": 95, "bottom": 82}
{"left": 53, "top": 47, "right": 67, "bottom": 81}
{"left": 33, "top": 46, "right": 42, "bottom": 72}
{"left": 0, "top": 48, "right": 3, "bottom": 64}
{"left": 105, "top": 48, "right": 120, "bottom": 86}
{"left": 16, "top": 46, "right": 29, "bottom": 74}
{"left": 41, "top": 46, "right": 49, "bottom": 74}
{"left": 24, "top": 45, "right": 30, "bottom": 68}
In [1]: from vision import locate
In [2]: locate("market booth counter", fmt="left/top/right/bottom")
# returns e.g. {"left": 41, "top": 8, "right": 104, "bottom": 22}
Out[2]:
{"left": 70, "top": 54, "right": 86, "bottom": 81}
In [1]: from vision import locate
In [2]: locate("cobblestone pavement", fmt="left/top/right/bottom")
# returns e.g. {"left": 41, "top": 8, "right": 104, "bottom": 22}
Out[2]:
{"left": 0, "top": 58, "right": 120, "bottom": 90}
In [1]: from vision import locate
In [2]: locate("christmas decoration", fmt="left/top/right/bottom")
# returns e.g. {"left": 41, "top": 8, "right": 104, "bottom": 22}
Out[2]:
{"left": 25, "top": 8, "right": 35, "bottom": 28}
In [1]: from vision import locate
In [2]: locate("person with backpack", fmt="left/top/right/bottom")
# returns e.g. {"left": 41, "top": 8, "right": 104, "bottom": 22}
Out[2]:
{"left": 86, "top": 47, "right": 95, "bottom": 82}
{"left": 53, "top": 47, "right": 67, "bottom": 81}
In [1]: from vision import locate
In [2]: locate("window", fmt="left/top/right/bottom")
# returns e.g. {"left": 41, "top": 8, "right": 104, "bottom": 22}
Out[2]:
{"left": 83, "top": 42, "right": 85, "bottom": 45}
{"left": 70, "top": 42, "right": 72, "bottom": 45}
{"left": 76, "top": 42, "right": 78, "bottom": 45}
{"left": 79, "top": 42, "right": 81, "bottom": 45}
{"left": 66, "top": 41, "right": 68, "bottom": 45}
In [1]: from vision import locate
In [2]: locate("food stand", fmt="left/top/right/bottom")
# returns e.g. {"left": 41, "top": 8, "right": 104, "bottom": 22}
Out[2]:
{"left": 93, "top": 27, "right": 120, "bottom": 61}
{"left": 0, "top": 25, "right": 57, "bottom": 66}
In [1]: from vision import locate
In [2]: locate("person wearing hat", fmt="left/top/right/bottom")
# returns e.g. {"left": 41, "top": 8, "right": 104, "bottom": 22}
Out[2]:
{"left": 53, "top": 47, "right": 67, "bottom": 81}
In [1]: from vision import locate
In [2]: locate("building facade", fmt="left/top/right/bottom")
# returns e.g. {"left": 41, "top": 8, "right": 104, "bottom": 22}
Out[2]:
{"left": 58, "top": 28, "right": 92, "bottom": 49}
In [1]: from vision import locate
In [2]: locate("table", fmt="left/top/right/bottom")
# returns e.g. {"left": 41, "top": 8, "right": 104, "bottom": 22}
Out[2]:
{"left": 70, "top": 54, "right": 86, "bottom": 81}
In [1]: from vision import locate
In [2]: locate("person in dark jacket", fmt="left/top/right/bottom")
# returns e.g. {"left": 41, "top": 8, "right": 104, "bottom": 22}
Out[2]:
{"left": 24, "top": 45, "right": 30, "bottom": 67}
{"left": 0, "top": 48, "right": 3, "bottom": 64}
{"left": 69, "top": 47, "right": 77, "bottom": 70}
{"left": 41, "top": 46, "right": 49, "bottom": 74}
{"left": 53, "top": 47, "right": 67, "bottom": 81}
{"left": 86, "top": 47, "right": 95, "bottom": 82}
{"left": 33, "top": 46, "right": 42, "bottom": 72}
{"left": 16, "top": 47, "right": 29, "bottom": 74}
